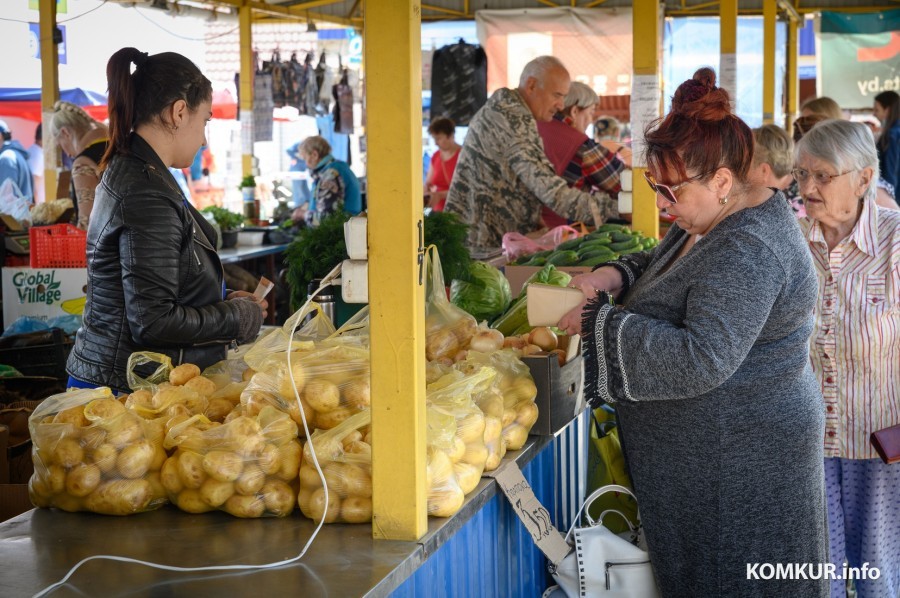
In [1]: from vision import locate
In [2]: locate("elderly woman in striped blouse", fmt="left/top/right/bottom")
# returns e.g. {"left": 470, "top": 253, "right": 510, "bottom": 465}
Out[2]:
{"left": 794, "top": 119, "right": 900, "bottom": 598}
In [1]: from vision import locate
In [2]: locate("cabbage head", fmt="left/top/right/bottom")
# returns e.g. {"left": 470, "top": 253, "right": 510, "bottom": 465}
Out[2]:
{"left": 450, "top": 262, "right": 512, "bottom": 322}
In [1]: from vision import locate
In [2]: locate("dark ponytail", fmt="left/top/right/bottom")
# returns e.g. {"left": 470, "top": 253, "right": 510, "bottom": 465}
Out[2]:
{"left": 874, "top": 90, "right": 899, "bottom": 153}
{"left": 644, "top": 67, "right": 754, "bottom": 184}
{"left": 101, "top": 47, "right": 212, "bottom": 169}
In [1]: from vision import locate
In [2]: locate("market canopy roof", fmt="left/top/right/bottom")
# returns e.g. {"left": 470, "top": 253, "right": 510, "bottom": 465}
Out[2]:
{"left": 0, "top": 88, "right": 238, "bottom": 122}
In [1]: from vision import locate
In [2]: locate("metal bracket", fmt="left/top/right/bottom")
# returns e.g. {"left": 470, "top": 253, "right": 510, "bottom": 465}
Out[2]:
{"left": 417, "top": 219, "right": 425, "bottom": 286}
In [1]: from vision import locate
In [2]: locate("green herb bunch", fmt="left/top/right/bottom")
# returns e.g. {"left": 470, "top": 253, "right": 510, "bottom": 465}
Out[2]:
{"left": 200, "top": 206, "right": 245, "bottom": 231}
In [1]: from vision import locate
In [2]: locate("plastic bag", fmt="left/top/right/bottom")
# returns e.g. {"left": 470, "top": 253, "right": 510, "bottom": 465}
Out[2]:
{"left": 425, "top": 245, "right": 477, "bottom": 364}
{"left": 0, "top": 178, "right": 32, "bottom": 225}
{"left": 242, "top": 302, "right": 332, "bottom": 373}
{"left": 161, "top": 406, "right": 301, "bottom": 517}
{"left": 28, "top": 387, "right": 168, "bottom": 515}
{"left": 501, "top": 225, "right": 581, "bottom": 262}
{"left": 1, "top": 316, "right": 50, "bottom": 337}
{"left": 298, "top": 410, "right": 373, "bottom": 524}
{"left": 454, "top": 350, "right": 538, "bottom": 451}
{"left": 426, "top": 366, "right": 495, "bottom": 502}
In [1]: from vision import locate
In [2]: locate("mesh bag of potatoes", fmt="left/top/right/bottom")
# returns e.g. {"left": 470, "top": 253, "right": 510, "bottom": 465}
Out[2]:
{"left": 161, "top": 406, "right": 301, "bottom": 517}
{"left": 28, "top": 387, "right": 169, "bottom": 515}
{"left": 242, "top": 302, "right": 334, "bottom": 374}
{"left": 425, "top": 366, "right": 496, "bottom": 512}
{"left": 454, "top": 350, "right": 539, "bottom": 451}
{"left": 423, "top": 245, "right": 478, "bottom": 365}
{"left": 239, "top": 341, "right": 371, "bottom": 437}
{"left": 297, "top": 410, "right": 373, "bottom": 524}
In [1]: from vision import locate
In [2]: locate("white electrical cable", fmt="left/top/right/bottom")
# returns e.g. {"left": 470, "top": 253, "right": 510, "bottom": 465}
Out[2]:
{"left": 34, "top": 263, "right": 344, "bottom": 598}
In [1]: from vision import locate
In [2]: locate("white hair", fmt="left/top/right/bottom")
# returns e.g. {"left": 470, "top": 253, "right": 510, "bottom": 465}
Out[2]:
{"left": 564, "top": 81, "right": 599, "bottom": 110}
{"left": 518, "top": 56, "right": 567, "bottom": 89}
{"left": 795, "top": 119, "right": 880, "bottom": 202}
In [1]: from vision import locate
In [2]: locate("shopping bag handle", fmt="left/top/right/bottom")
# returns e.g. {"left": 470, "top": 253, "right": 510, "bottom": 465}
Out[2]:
{"left": 565, "top": 484, "right": 637, "bottom": 543}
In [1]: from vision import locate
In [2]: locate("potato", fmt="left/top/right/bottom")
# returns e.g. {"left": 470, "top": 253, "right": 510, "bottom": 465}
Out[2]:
{"left": 457, "top": 412, "right": 486, "bottom": 444}
{"left": 242, "top": 367, "right": 256, "bottom": 382}
{"left": 278, "top": 363, "right": 307, "bottom": 399}
{"left": 170, "top": 363, "right": 201, "bottom": 386}
{"left": 426, "top": 328, "right": 460, "bottom": 362}
{"left": 478, "top": 391, "right": 504, "bottom": 419}
{"left": 262, "top": 416, "right": 298, "bottom": 444}
{"left": 427, "top": 449, "right": 454, "bottom": 487}
{"left": 483, "top": 417, "right": 503, "bottom": 443}
{"left": 446, "top": 437, "right": 465, "bottom": 464}
{"left": 204, "top": 398, "right": 234, "bottom": 423}
{"left": 224, "top": 494, "right": 266, "bottom": 518}
{"left": 29, "top": 477, "right": 52, "bottom": 507}
{"left": 89, "top": 443, "right": 118, "bottom": 474}
{"left": 462, "top": 443, "right": 488, "bottom": 469}
{"left": 316, "top": 407, "right": 354, "bottom": 430}
{"left": 341, "top": 496, "right": 373, "bottom": 523}
{"left": 128, "top": 390, "right": 155, "bottom": 409}
{"left": 54, "top": 405, "right": 88, "bottom": 427}
{"left": 258, "top": 443, "right": 281, "bottom": 476}
{"left": 149, "top": 445, "right": 167, "bottom": 472}
{"left": 177, "top": 451, "right": 207, "bottom": 489}
{"left": 502, "top": 424, "right": 529, "bottom": 450}
{"left": 343, "top": 378, "right": 371, "bottom": 409}
{"left": 107, "top": 421, "right": 142, "bottom": 449}
{"left": 277, "top": 441, "right": 303, "bottom": 481}
{"left": 185, "top": 376, "right": 217, "bottom": 397}
{"left": 85, "top": 479, "right": 153, "bottom": 515}
{"left": 342, "top": 430, "right": 363, "bottom": 446}
{"left": 299, "top": 464, "right": 323, "bottom": 488}
{"left": 53, "top": 437, "right": 84, "bottom": 469}
{"left": 226, "top": 416, "right": 262, "bottom": 440}
{"left": 342, "top": 464, "right": 373, "bottom": 498}
{"left": 322, "top": 462, "right": 348, "bottom": 498}
{"left": 235, "top": 433, "right": 266, "bottom": 458}
{"left": 484, "top": 452, "right": 502, "bottom": 472}
{"left": 306, "top": 487, "right": 340, "bottom": 523}
{"left": 53, "top": 492, "right": 84, "bottom": 513}
{"left": 507, "top": 378, "right": 538, "bottom": 404}
{"left": 304, "top": 380, "right": 340, "bottom": 413}
{"left": 261, "top": 480, "right": 295, "bottom": 516}
{"left": 211, "top": 381, "right": 249, "bottom": 405}
{"left": 200, "top": 478, "right": 235, "bottom": 507}
{"left": 160, "top": 457, "right": 184, "bottom": 495}
{"left": 516, "top": 403, "right": 539, "bottom": 428}
{"left": 117, "top": 441, "right": 155, "bottom": 479}
{"left": 287, "top": 395, "right": 316, "bottom": 434}
{"left": 343, "top": 441, "right": 371, "bottom": 459}
{"left": 145, "top": 472, "right": 167, "bottom": 501}
{"left": 501, "top": 408, "right": 517, "bottom": 429}
{"left": 234, "top": 465, "right": 266, "bottom": 496}
{"left": 202, "top": 451, "right": 244, "bottom": 482}
{"left": 84, "top": 399, "right": 126, "bottom": 421}
{"left": 176, "top": 488, "right": 214, "bottom": 513}
{"left": 428, "top": 486, "right": 465, "bottom": 518}
{"left": 66, "top": 463, "right": 102, "bottom": 497}
{"left": 454, "top": 462, "right": 480, "bottom": 494}
{"left": 46, "top": 464, "right": 67, "bottom": 495}
{"left": 297, "top": 488, "right": 314, "bottom": 516}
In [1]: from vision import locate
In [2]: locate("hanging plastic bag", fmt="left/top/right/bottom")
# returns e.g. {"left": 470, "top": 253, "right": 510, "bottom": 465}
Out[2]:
{"left": 586, "top": 407, "right": 639, "bottom": 534}
{"left": 162, "top": 406, "right": 301, "bottom": 517}
{"left": 28, "top": 387, "right": 168, "bottom": 515}
{"left": 501, "top": 224, "right": 581, "bottom": 262}
{"left": 424, "top": 245, "right": 477, "bottom": 364}
{"left": 298, "top": 409, "right": 373, "bottom": 524}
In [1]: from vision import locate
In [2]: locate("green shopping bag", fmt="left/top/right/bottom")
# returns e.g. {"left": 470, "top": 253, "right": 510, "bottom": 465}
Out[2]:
{"left": 585, "top": 406, "right": 639, "bottom": 533}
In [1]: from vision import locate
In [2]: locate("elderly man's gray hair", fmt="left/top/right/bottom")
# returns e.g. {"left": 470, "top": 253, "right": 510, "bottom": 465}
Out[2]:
{"left": 564, "top": 81, "right": 599, "bottom": 110}
{"left": 795, "top": 119, "right": 880, "bottom": 202}
{"left": 518, "top": 56, "right": 567, "bottom": 89}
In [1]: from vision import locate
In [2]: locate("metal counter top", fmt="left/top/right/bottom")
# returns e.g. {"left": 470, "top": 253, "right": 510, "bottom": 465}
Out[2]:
{"left": 0, "top": 436, "right": 552, "bottom": 598}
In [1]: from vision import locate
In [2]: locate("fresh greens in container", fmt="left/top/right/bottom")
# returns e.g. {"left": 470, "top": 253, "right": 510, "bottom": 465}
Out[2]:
{"left": 450, "top": 262, "right": 511, "bottom": 323}
{"left": 491, "top": 264, "right": 572, "bottom": 336}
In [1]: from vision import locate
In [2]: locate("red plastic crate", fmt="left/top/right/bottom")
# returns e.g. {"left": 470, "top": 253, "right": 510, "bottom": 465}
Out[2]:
{"left": 29, "top": 224, "right": 87, "bottom": 269}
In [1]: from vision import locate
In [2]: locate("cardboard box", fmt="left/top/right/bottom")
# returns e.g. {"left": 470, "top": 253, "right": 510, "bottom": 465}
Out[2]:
{"left": 522, "top": 336, "right": 585, "bottom": 436}
{"left": 502, "top": 265, "right": 593, "bottom": 296}
{"left": 1, "top": 267, "right": 87, "bottom": 328}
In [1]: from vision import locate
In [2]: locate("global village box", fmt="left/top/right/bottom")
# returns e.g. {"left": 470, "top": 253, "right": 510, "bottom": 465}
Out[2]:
{"left": 1, "top": 268, "right": 87, "bottom": 328}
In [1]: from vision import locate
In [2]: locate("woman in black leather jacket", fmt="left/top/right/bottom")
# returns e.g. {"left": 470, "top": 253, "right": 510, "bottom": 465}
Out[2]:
{"left": 66, "top": 48, "right": 266, "bottom": 393}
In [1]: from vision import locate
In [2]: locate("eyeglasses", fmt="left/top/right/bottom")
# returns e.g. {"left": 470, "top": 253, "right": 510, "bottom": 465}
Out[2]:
{"left": 791, "top": 168, "right": 856, "bottom": 186}
{"left": 643, "top": 171, "right": 706, "bottom": 205}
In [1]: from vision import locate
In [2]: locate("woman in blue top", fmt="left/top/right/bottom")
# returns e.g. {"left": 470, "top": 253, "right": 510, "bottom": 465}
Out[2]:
{"left": 874, "top": 91, "right": 900, "bottom": 193}
{"left": 297, "top": 135, "right": 361, "bottom": 226}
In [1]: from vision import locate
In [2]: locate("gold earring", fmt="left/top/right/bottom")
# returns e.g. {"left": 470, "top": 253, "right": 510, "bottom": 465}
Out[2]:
{"left": 719, "top": 196, "right": 729, "bottom": 205}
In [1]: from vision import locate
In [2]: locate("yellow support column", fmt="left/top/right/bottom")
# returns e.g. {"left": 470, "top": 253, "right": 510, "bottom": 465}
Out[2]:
{"left": 719, "top": 0, "right": 738, "bottom": 101}
{"left": 786, "top": 15, "right": 800, "bottom": 132}
{"left": 630, "top": 0, "right": 660, "bottom": 239}
{"left": 762, "top": 0, "right": 776, "bottom": 124}
{"left": 366, "top": 1, "right": 428, "bottom": 541}
{"left": 239, "top": 3, "right": 254, "bottom": 176}
{"left": 39, "top": 0, "right": 60, "bottom": 201}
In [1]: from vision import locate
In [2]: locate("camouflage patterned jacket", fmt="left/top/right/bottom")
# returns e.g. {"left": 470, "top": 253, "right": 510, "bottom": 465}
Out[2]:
{"left": 444, "top": 88, "right": 616, "bottom": 248}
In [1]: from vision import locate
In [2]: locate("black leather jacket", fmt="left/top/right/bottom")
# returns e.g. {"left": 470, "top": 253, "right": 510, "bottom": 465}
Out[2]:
{"left": 67, "top": 134, "right": 243, "bottom": 392}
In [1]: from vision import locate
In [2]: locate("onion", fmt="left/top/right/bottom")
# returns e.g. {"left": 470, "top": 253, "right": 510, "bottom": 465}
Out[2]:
{"left": 453, "top": 350, "right": 469, "bottom": 363}
{"left": 502, "top": 336, "right": 527, "bottom": 350}
{"left": 521, "top": 344, "right": 543, "bottom": 356}
{"left": 469, "top": 328, "right": 505, "bottom": 353}
{"left": 528, "top": 327, "right": 558, "bottom": 352}
{"left": 549, "top": 349, "right": 567, "bottom": 367}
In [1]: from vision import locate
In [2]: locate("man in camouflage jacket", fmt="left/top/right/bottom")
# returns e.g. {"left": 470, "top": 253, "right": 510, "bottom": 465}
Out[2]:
{"left": 444, "top": 56, "right": 617, "bottom": 248}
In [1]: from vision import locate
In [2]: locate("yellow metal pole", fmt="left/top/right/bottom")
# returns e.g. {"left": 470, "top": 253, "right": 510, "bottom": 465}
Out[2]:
{"left": 763, "top": 0, "right": 777, "bottom": 124}
{"left": 630, "top": 0, "right": 660, "bottom": 239}
{"left": 39, "top": 0, "right": 59, "bottom": 202}
{"left": 366, "top": 0, "right": 427, "bottom": 541}
{"left": 719, "top": 0, "right": 738, "bottom": 101}
{"left": 786, "top": 16, "right": 800, "bottom": 131}
{"left": 239, "top": 2, "right": 254, "bottom": 177}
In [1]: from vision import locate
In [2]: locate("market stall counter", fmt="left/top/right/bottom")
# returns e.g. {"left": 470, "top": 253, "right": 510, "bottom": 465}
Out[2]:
{"left": 0, "top": 415, "right": 588, "bottom": 598}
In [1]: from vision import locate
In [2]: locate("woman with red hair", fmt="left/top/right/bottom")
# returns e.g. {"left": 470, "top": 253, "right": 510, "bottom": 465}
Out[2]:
{"left": 559, "top": 68, "right": 828, "bottom": 596}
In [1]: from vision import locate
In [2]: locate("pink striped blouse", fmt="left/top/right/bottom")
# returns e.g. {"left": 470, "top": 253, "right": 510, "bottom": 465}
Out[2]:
{"left": 801, "top": 199, "right": 900, "bottom": 460}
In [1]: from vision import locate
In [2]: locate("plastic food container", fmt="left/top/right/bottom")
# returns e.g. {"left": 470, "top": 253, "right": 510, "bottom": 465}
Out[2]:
{"left": 237, "top": 231, "right": 265, "bottom": 246}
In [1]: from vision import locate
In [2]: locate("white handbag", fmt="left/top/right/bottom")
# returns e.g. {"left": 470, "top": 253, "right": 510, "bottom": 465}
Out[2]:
{"left": 546, "top": 484, "right": 659, "bottom": 598}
